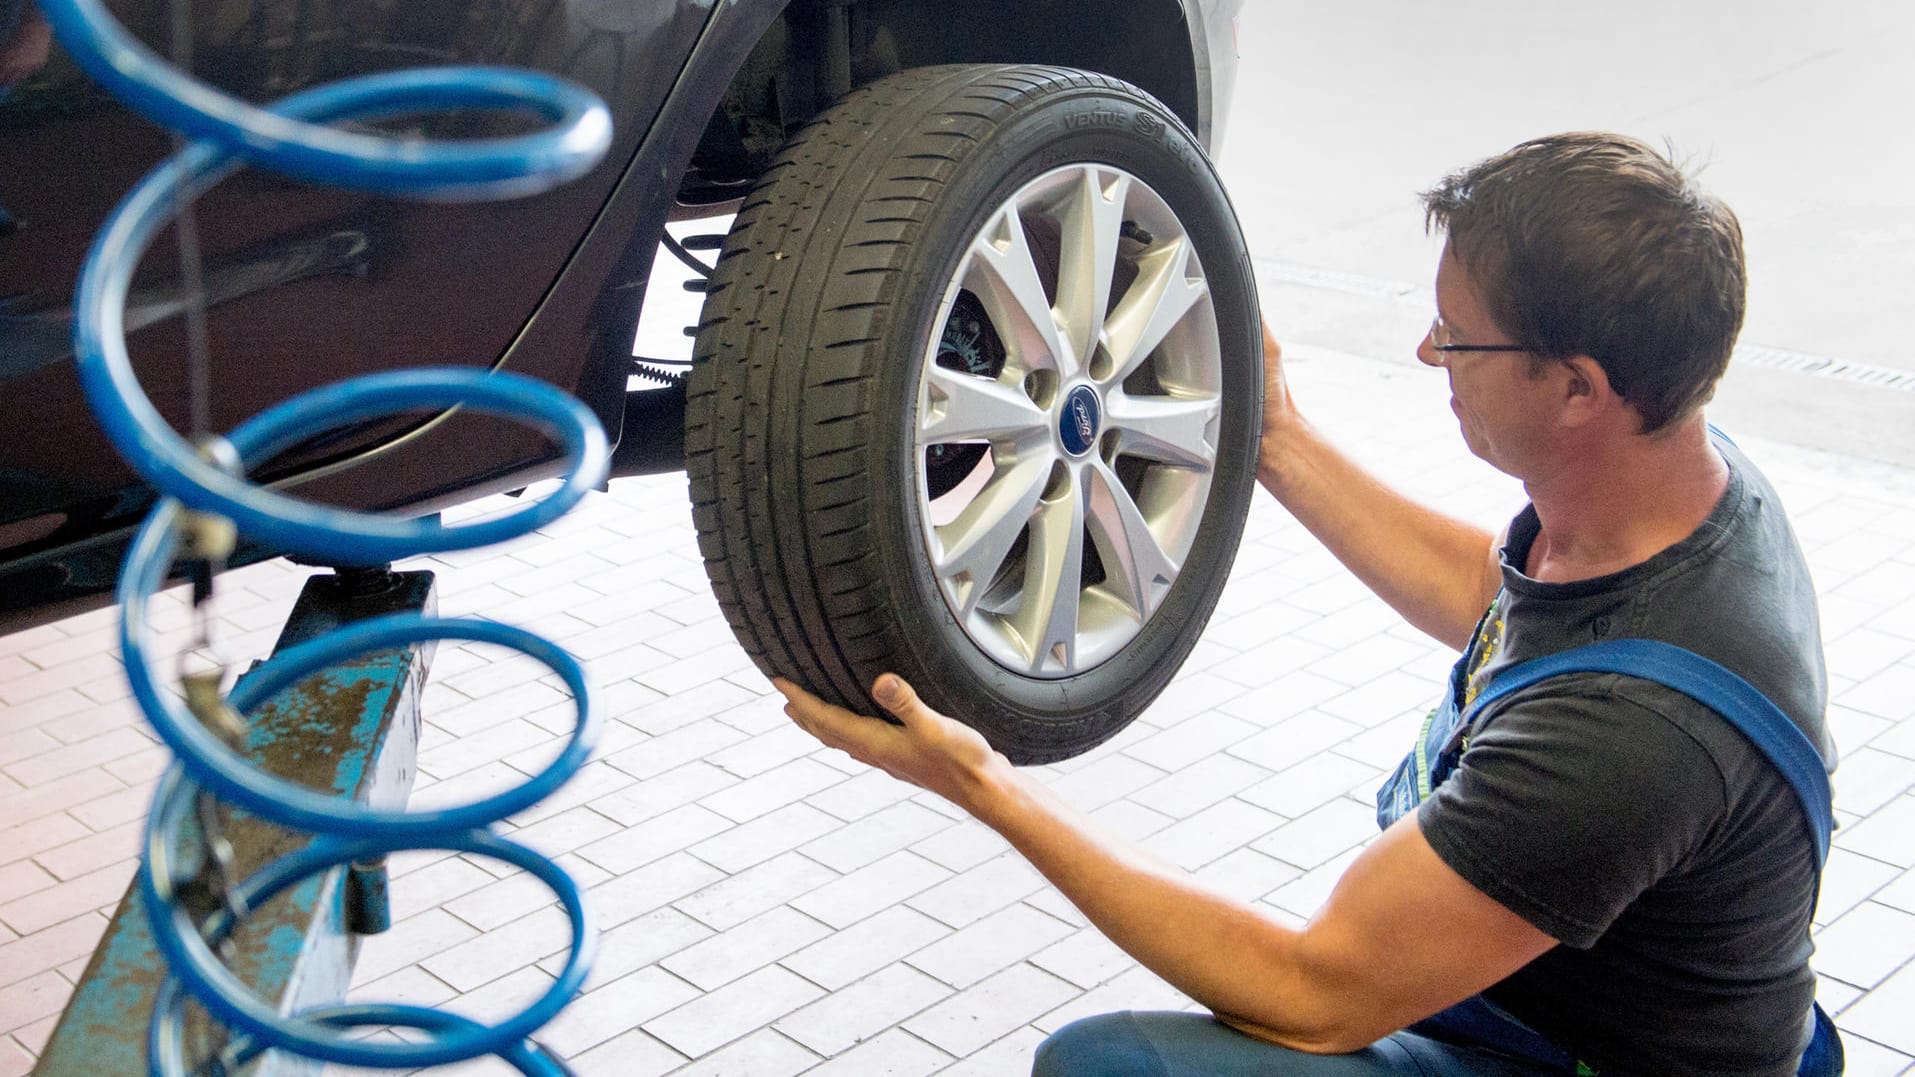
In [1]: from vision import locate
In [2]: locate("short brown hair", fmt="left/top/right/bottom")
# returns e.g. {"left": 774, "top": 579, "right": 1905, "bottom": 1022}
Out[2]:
{"left": 1422, "top": 132, "right": 1746, "bottom": 433}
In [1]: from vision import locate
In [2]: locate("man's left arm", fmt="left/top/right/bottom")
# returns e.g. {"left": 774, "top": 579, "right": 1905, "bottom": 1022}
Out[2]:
{"left": 776, "top": 675, "right": 1557, "bottom": 1053}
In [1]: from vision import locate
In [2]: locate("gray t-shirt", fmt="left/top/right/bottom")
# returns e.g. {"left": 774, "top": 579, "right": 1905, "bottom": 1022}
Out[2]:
{"left": 1418, "top": 438, "right": 1831, "bottom": 1077}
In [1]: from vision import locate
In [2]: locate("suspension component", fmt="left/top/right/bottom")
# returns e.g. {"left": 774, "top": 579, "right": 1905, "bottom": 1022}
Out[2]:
{"left": 37, "top": 0, "right": 614, "bottom": 1071}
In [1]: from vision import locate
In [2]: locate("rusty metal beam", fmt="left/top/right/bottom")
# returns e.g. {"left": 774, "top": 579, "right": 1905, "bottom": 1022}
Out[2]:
{"left": 38, "top": 568, "right": 435, "bottom": 1076}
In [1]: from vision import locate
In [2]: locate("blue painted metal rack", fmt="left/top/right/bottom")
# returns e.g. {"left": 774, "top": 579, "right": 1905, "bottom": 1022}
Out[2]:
{"left": 32, "top": 0, "right": 616, "bottom": 1071}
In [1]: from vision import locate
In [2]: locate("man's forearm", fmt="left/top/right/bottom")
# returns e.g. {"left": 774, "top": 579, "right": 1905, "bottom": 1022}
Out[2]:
{"left": 1258, "top": 413, "right": 1497, "bottom": 650}
{"left": 960, "top": 761, "right": 1355, "bottom": 1050}
{"left": 773, "top": 673, "right": 1550, "bottom": 1054}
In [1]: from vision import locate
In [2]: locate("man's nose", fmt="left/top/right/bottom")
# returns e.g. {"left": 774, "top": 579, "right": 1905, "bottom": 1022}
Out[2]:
{"left": 1416, "top": 330, "right": 1447, "bottom": 369}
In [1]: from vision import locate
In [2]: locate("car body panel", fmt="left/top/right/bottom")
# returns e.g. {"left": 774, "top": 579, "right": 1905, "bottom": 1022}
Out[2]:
{"left": 0, "top": 0, "right": 1239, "bottom": 634}
{"left": 0, "top": 0, "right": 716, "bottom": 625}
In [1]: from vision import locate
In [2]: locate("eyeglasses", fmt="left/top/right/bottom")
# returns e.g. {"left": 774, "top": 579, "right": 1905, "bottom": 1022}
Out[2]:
{"left": 1429, "top": 314, "right": 1534, "bottom": 354}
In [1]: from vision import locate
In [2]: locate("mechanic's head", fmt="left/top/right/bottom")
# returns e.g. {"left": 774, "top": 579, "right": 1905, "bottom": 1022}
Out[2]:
{"left": 1421, "top": 132, "right": 1746, "bottom": 434}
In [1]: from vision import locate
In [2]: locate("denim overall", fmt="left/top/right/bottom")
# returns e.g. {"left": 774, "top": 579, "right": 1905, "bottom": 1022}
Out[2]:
{"left": 1376, "top": 638, "right": 1844, "bottom": 1076}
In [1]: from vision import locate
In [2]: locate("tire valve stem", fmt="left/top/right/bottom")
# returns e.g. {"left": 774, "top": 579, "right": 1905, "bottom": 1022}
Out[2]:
{"left": 1120, "top": 220, "right": 1154, "bottom": 247}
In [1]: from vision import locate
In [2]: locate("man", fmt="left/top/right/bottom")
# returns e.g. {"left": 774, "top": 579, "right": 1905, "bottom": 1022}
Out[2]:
{"left": 776, "top": 132, "right": 1833, "bottom": 1075}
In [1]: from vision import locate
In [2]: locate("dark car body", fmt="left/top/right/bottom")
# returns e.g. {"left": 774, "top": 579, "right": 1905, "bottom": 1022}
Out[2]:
{"left": 0, "top": 0, "right": 1244, "bottom": 634}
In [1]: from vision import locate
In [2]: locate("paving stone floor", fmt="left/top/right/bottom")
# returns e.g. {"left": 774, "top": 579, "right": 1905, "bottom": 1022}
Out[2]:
{"left": 3, "top": 344, "right": 1912, "bottom": 1076}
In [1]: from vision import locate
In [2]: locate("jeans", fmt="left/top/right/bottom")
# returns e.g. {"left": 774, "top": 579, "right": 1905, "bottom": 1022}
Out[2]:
{"left": 1032, "top": 1012, "right": 1566, "bottom": 1077}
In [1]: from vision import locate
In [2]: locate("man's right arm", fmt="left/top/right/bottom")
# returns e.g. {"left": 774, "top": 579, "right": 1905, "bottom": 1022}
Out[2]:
{"left": 775, "top": 674, "right": 1562, "bottom": 1054}
{"left": 1256, "top": 323, "right": 1501, "bottom": 651}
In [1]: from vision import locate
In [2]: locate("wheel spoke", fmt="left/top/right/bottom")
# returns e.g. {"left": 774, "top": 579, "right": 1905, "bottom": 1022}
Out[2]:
{"left": 933, "top": 452, "right": 1053, "bottom": 615}
{"left": 1104, "top": 238, "right": 1207, "bottom": 385}
{"left": 1054, "top": 167, "right": 1129, "bottom": 373}
{"left": 1085, "top": 460, "right": 1179, "bottom": 622}
{"left": 921, "top": 365, "right": 1051, "bottom": 446}
{"left": 1104, "top": 390, "right": 1220, "bottom": 470}
{"left": 1013, "top": 470, "right": 1086, "bottom": 673}
{"left": 967, "top": 202, "right": 1067, "bottom": 376}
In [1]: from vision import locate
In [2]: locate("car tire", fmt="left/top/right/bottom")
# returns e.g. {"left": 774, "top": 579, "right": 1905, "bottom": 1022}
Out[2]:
{"left": 685, "top": 63, "right": 1261, "bottom": 764}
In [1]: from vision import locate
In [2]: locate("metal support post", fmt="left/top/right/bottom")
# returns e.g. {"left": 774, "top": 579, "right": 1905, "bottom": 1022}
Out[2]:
{"left": 37, "top": 568, "right": 436, "bottom": 1076}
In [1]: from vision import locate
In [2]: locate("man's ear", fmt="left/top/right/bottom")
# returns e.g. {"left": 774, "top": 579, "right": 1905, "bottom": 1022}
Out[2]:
{"left": 1557, "top": 355, "right": 1615, "bottom": 428}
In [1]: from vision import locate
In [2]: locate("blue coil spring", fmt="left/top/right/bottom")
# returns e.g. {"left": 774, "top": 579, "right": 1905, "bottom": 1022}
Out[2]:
{"left": 41, "top": 0, "right": 616, "bottom": 1070}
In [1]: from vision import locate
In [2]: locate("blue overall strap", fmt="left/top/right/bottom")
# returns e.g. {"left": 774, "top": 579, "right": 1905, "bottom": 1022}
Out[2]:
{"left": 1462, "top": 639, "right": 1833, "bottom": 868}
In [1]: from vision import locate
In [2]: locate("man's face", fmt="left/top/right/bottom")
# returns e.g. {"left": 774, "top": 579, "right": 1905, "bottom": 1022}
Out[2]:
{"left": 1418, "top": 247, "right": 1563, "bottom": 480}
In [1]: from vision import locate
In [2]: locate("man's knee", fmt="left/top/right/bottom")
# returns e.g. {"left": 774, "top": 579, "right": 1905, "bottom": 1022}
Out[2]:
{"left": 1032, "top": 1012, "right": 1166, "bottom": 1077}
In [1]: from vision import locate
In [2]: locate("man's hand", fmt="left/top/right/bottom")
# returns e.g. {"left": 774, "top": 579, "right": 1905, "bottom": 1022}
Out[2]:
{"left": 773, "top": 674, "right": 1011, "bottom": 813}
{"left": 1258, "top": 319, "right": 1302, "bottom": 483}
{"left": 1260, "top": 319, "right": 1294, "bottom": 417}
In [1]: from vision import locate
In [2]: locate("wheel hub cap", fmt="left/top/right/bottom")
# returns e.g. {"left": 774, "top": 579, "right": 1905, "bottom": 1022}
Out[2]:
{"left": 1059, "top": 386, "right": 1101, "bottom": 457}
